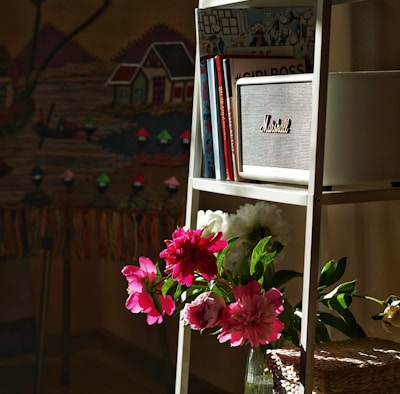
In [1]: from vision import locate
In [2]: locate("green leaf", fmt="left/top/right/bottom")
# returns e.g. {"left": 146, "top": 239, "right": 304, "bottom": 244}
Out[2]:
{"left": 331, "top": 305, "right": 366, "bottom": 338}
{"left": 341, "top": 310, "right": 367, "bottom": 338}
{"left": 152, "top": 293, "right": 164, "bottom": 315}
{"left": 318, "top": 309, "right": 366, "bottom": 338}
{"left": 155, "top": 262, "right": 164, "bottom": 277}
{"left": 337, "top": 293, "right": 353, "bottom": 309}
{"left": 326, "top": 293, "right": 352, "bottom": 311}
{"left": 209, "top": 282, "right": 223, "bottom": 295}
{"left": 315, "top": 318, "right": 332, "bottom": 343}
{"left": 173, "top": 284, "right": 183, "bottom": 301}
{"left": 173, "top": 291, "right": 201, "bottom": 314}
{"left": 336, "top": 281, "right": 357, "bottom": 294}
{"left": 318, "top": 257, "right": 347, "bottom": 288}
{"left": 279, "top": 298, "right": 295, "bottom": 328}
{"left": 371, "top": 313, "right": 385, "bottom": 320}
{"left": 271, "top": 269, "right": 302, "bottom": 289}
{"left": 322, "top": 280, "right": 357, "bottom": 303}
{"left": 318, "top": 260, "right": 335, "bottom": 287}
{"left": 161, "top": 276, "right": 175, "bottom": 297}
{"left": 216, "top": 236, "right": 238, "bottom": 275}
{"left": 318, "top": 311, "right": 359, "bottom": 338}
{"left": 260, "top": 250, "right": 276, "bottom": 267}
{"left": 257, "top": 251, "right": 276, "bottom": 286}
{"left": 385, "top": 295, "right": 400, "bottom": 305}
{"left": 249, "top": 236, "right": 272, "bottom": 275}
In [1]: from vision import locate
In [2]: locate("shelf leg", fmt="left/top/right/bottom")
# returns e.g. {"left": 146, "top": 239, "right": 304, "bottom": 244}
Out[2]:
{"left": 58, "top": 216, "right": 73, "bottom": 385}
{"left": 34, "top": 234, "right": 53, "bottom": 394}
{"left": 174, "top": 312, "right": 192, "bottom": 394}
{"left": 59, "top": 233, "right": 71, "bottom": 385}
{"left": 298, "top": 0, "right": 332, "bottom": 391}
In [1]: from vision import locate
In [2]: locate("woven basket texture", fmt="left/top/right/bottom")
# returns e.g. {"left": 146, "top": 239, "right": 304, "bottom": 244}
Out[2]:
{"left": 266, "top": 337, "right": 400, "bottom": 394}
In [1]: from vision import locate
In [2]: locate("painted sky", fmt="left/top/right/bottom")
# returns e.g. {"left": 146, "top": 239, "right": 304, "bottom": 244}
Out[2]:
{"left": 1, "top": 0, "right": 197, "bottom": 60}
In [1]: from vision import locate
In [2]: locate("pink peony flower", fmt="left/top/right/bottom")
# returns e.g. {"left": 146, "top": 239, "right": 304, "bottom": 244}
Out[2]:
{"left": 183, "top": 291, "right": 226, "bottom": 330}
{"left": 159, "top": 227, "right": 227, "bottom": 286}
{"left": 217, "top": 281, "right": 284, "bottom": 348}
{"left": 121, "top": 256, "right": 175, "bottom": 325}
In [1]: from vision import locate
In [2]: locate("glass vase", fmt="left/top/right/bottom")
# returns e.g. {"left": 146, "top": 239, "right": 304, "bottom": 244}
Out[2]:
{"left": 244, "top": 346, "right": 273, "bottom": 394}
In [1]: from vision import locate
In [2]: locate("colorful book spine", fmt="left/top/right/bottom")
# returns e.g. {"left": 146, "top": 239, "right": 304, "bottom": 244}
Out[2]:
{"left": 199, "top": 56, "right": 215, "bottom": 179}
{"left": 222, "top": 57, "right": 243, "bottom": 182}
{"left": 206, "top": 57, "right": 226, "bottom": 180}
{"left": 215, "top": 54, "right": 234, "bottom": 181}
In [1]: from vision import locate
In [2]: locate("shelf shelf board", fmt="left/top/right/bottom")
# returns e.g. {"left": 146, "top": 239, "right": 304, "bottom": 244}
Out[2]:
{"left": 191, "top": 177, "right": 309, "bottom": 205}
{"left": 191, "top": 178, "right": 400, "bottom": 206}
{"left": 321, "top": 187, "right": 400, "bottom": 205}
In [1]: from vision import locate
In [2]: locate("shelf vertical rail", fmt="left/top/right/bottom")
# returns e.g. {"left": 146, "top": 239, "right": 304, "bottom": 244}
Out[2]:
{"left": 299, "top": 0, "right": 332, "bottom": 393}
{"left": 174, "top": 38, "right": 202, "bottom": 394}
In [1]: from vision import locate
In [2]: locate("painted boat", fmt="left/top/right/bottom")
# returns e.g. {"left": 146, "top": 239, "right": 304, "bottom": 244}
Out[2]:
{"left": 34, "top": 118, "right": 80, "bottom": 139}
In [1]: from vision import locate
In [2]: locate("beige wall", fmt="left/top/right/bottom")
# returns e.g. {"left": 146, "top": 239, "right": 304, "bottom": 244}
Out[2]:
{"left": 326, "top": 0, "right": 400, "bottom": 342}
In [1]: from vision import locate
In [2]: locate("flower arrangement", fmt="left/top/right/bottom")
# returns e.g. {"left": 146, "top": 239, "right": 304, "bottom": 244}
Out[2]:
{"left": 121, "top": 201, "right": 400, "bottom": 350}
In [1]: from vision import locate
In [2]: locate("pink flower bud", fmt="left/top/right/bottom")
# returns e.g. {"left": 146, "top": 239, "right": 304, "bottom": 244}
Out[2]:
{"left": 183, "top": 291, "right": 226, "bottom": 331}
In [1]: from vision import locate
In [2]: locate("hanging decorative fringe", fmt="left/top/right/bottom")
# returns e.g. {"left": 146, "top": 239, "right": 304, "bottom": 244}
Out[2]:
{"left": 0, "top": 205, "right": 30, "bottom": 259}
{"left": 0, "top": 206, "right": 185, "bottom": 263}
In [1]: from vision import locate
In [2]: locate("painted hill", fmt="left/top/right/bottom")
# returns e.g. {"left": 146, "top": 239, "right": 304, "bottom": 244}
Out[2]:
{"left": 113, "top": 23, "right": 195, "bottom": 64}
{"left": 14, "top": 23, "right": 99, "bottom": 76}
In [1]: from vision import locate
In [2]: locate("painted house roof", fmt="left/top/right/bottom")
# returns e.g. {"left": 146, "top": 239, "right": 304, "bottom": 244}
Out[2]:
{"left": 147, "top": 42, "right": 194, "bottom": 79}
{"left": 107, "top": 64, "right": 140, "bottom": 85}
{"left": 106, "top": 42, "right": 194, "bottom": 86}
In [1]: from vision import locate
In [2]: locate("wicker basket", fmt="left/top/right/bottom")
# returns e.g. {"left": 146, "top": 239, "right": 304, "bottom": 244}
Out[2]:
{"left": 266, "top": 337, "right": 400, "bottom": 394}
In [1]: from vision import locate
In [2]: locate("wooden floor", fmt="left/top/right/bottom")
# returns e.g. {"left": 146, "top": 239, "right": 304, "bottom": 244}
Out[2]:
{"left": 0, "top": 330, "right": 223, "bottom": 394}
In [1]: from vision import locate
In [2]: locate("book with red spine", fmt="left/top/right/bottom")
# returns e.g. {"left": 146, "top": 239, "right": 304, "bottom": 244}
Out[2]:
{"left": 214, "top": 54, "right": 234, "bottom": 180}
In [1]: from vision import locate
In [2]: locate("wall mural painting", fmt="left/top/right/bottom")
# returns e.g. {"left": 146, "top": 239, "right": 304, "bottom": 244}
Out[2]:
{"left": 0, "top": 0, "right": 196, "bottom": 361}
{"left": 0, "top": 1, "right": 195, "bottom": 261}
{"left": 0, "top": 0, "right": 194, "bottom": 261}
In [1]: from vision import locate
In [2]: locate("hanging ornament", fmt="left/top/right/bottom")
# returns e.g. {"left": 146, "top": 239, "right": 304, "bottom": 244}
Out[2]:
{"left": 23, "top": 165, "right": 51, "bottom": 207}
{"left": 61, "top": 169, "right": 75, "bottom": 191}
{"left": 164, "top": 176, "right": 180, "bottom": 194}
{"left": 95, "top": 172, "right": 111, "bottom": 194}
{"left": 30, "top": 165, "right": 45, "bottom": 188}
{"left": 130, "top": 173, "right": 147, "bottom": 194}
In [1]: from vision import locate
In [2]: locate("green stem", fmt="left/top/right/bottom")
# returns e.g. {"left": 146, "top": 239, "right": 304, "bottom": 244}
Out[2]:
{"left": 216, "top": 276, "right": 233, "bottom": 292}
{"left": 354, "top": 294, "right": 386, "bottom": 306}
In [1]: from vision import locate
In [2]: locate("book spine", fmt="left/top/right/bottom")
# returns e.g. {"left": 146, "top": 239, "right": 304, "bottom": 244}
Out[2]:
{"left": 222, "top": 58, "right": 243, "bottom": 182}
{"left": 215, "top": 55, "right": 234, "bottom": 181}
{"left": 199, "top": 56, "right": 215, "bottom": 179}
{"left": 206, "top": 58, "right": 226, "bottom": 180}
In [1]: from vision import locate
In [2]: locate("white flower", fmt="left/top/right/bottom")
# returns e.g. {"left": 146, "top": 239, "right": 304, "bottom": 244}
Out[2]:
{"left": 198, "top": 202, "right": 291, "bottom": 277}
{"left": 197, "top": 209, "right": 232, "bottom": 236}
{"left": 229, "top": 201, "right": 291, "bottom": 246}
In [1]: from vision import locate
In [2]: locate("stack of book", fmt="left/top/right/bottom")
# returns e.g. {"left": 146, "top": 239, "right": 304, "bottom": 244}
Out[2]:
{"left": 196, "top": 6, "right": 315, "bottom": 181}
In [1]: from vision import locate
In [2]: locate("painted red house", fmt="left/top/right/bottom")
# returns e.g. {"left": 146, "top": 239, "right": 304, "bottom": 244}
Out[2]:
{"left": 106, "top": 42, "right": 194, "bottom": 106}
